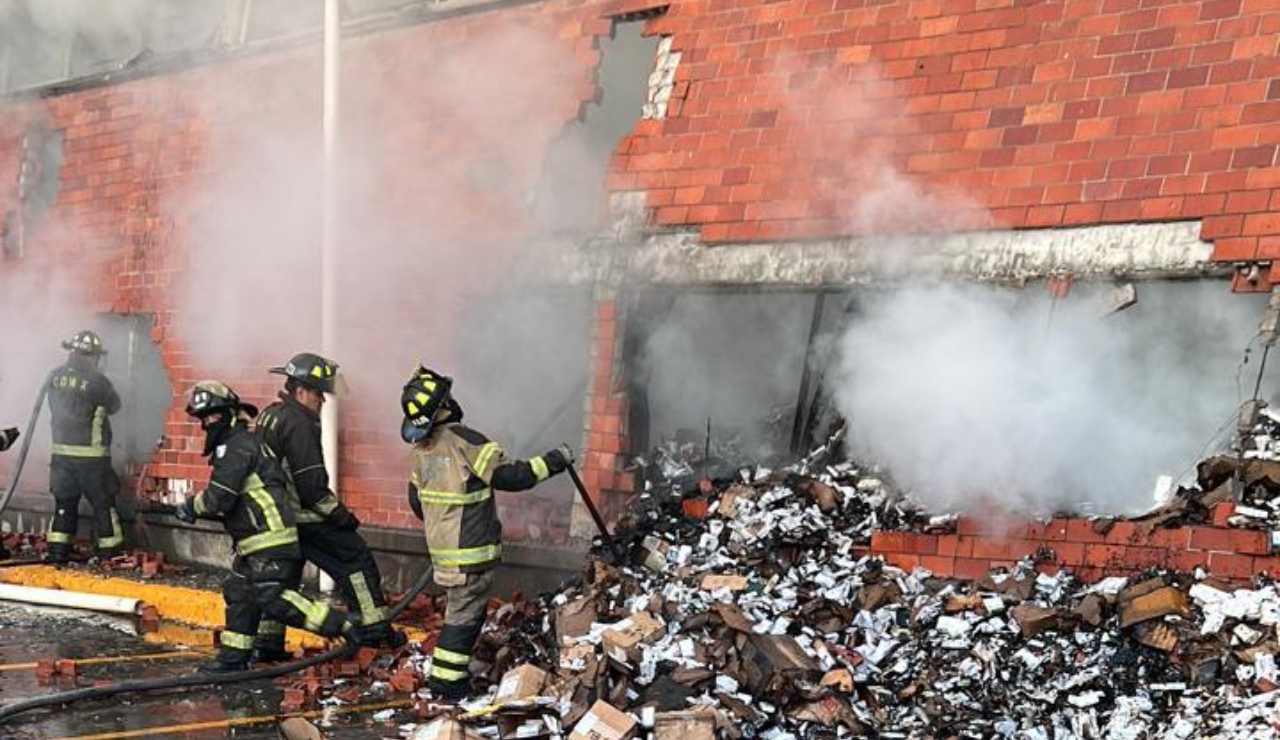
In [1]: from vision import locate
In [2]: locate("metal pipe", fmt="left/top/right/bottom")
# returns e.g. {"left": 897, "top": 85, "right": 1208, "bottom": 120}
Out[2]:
{"left": 0, "top": 583, "right": 142, "bottom": 616}
{"left": 318, "top": 0, "right": 342, "bottom": 596}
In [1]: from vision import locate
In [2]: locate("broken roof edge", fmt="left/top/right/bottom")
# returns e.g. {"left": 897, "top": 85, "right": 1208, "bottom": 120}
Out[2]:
{"left": 559, "top": 220, "right": 1230, "bottom": 288}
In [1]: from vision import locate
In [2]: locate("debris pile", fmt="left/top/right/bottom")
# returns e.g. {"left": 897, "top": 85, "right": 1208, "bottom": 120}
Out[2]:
{"left": 376, "top": 468, "right": 1280, "bottom": 739}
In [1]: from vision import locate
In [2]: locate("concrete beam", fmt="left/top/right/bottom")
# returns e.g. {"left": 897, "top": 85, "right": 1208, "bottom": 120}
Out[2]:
{"left": 562, "top": 220, "right": 1224, "bottom": 287}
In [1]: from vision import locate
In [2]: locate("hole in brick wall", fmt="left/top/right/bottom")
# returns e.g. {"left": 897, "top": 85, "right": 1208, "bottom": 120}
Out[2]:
{"left": 530, "top": 19, "right": 657, "bottom": 239}
{"left": 4, "top": 121, "right": 64, "bottom": 260}
{"left": 93, "top": 314, "right": 172, "bottom": 478}
{"left": 627, "top": 290, "right": 851, "bottom": 465}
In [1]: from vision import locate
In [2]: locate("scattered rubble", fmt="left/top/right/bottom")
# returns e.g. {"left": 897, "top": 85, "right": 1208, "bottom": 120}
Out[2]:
{"left": 347, "top": 460, "right": 1280, "bottom": 739}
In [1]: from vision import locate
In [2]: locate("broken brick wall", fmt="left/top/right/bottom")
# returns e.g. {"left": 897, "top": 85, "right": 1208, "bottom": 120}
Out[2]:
{"left": 610, "top": 0, "right": 1280, "bottom": 287}
{"left": 1, "top": 0, "right": 1279, "bottom": 540}
{"left": 873, "top": 505, "right": 1277, "bottom": 584}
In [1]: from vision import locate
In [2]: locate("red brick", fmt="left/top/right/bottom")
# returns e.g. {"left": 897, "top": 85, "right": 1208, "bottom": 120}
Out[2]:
{"left": 1083, "top": 543, "right": 1128, "bottom": 568}
{"left": 951, "top": 558, "right": 993, "bottom": 580}
{"left": 902, "top": 532, "right": 940, "bottom": 556}
{"left": 883, "top": 553, "right": 921, "bottom": 571}
{"left": 920, "top": 555, "right": 956, "bottom": 575}
{"left": 1188, "top": 526, "right": 1269, "bottom": 554}
{"left": 1207, "top": 552, "right": 1257, "bottom": 580}
{"left": 1213, "top": 236, "right": 1260, "bottom": 261}
{"left": 1051, "top": 541, "right": 1087, "bottom": 566}
{"left": 871, "top": 531, "right": 908, "bottom": 553}
{"left": 1064, "top": 518, "right": 1103, "bottom": 543}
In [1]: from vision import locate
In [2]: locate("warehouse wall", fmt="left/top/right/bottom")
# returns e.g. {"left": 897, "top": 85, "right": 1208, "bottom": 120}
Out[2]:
{"left": 0, "top": 0, "right": 1277, "bottom": 550}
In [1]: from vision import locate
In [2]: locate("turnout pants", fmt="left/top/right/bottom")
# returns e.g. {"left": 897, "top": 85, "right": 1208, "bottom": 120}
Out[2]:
{"left": 254, "top": 520, "right": 390, "bottom": 653}
{"left": 48, "top": 457, "right": 123, "bottom": 557}
{"left": 218, "top": 551, "right": 348, "bottom": 664}
{"left": 428, "top": 570, "right": 494, "bottom": 695}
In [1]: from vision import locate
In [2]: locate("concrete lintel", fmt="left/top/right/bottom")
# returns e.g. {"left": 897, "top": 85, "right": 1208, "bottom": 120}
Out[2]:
{"left": 564, "top": 221, "right": 1223, "bottom": 287}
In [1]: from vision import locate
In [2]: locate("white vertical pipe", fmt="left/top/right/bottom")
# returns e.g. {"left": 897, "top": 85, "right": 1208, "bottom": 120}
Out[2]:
{"left": 319, "top": 0, "right": 341, "bottom": 596}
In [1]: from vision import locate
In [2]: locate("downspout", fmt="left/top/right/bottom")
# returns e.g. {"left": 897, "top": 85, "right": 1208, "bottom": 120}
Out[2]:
{"left": 319, "top": 0, "right": 341, "bottom": 596}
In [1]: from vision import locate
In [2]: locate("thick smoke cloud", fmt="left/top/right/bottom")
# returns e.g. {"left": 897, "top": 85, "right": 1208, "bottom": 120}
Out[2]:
{"left": 832, "top": 282, "right": 1276, "bottom": 516}
{"left": 168, "top": 19, "right": 602, "bottom": 455}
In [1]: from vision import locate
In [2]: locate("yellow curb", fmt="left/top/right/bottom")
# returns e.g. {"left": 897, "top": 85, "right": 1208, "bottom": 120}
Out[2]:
{"left": 0, "top": 566, "right": 330, "bottom": 649}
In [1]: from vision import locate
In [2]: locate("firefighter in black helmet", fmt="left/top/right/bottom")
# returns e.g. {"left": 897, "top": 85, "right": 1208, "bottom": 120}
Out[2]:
{"left": 46, "top": 330, "right": 124, "bottom": 563}
{"left": 250, "top": 352, "right": 402, "bottom": 661}
{"left": 400, "top": 366, "right": 574, "bottom": 701}
{"left": 174, "top": 380, "right": 351, "bottom": 672}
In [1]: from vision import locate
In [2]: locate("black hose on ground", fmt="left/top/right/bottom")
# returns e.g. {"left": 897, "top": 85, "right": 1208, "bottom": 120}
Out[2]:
{"left": 0, "top": 564, "right": 435, "bottom": 724}
{"left": 0, "top": 380, "right": 49, "bottom": 522}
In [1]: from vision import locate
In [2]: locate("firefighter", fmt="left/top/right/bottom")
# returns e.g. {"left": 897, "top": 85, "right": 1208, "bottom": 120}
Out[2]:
{"left": 251, "top": 352, "right": 402, "bottom": 661}
{"left": 400, "top": 366, "right": 574, "bottom": 700}
{"left": 46, "top": 330, "right": 124, "bottom": 563}
{"left": 174, "top": 380, "right": 350, "bottom": 672}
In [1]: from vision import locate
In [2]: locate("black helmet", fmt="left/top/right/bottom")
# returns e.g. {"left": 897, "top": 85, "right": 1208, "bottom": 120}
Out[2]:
{"left": 269, "top": 352, "right": 339, "bottom": 394}
{"left": 185, "top": 380, "right": 259, "bottom": 419}
{"left": 400, "top": 366, "right": 453, "bottom": 444}
{"left": 61, "top": 330, "right": 106, "bottom": 356}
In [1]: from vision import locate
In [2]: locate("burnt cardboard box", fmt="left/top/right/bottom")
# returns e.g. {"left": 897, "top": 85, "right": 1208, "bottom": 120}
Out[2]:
{"left": 408, "top": 718, "right": 481, "bottom": 740}
{"left": 569, "top": 701, "right": 637, "bottom": 740}
{"left": 653, "top": 711, "right": 715, "bottom": 740}
{"left": 556, "top": 597, "right": 598, "bottom": 647}
{"left": 602, "top": 612, "right": 665, "bottom": 666}
{"left": 496, "top": 664, "right": 549, "bottom": 701}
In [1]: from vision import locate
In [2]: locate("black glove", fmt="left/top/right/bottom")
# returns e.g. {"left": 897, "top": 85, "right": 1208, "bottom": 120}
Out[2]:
{"left": 407, "top": 482, "right": 424, "bottom": 521}
{"left": 0, "top": 427, "right": 18, "bottom": 452}
{"left": 174, "top": 499, "right": 197, "bottom": 524}
{"left": 329, "top": 503, "right": 360, "bottom": 531}
{"left": 544, "top": 444, "right": 574, "bottom": 475}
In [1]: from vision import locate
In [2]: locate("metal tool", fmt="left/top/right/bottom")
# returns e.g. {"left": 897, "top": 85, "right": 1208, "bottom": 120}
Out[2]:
{"left": 566, "top": 463, "right": 616, "bottom": 551}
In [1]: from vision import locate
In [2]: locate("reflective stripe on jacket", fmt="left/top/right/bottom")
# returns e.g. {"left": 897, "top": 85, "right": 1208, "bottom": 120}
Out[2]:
{"left": 410, "top": 424, "right": 504, "bottom": 580}
{"left": 47, "top": 363, "right": 120, "bottom": 459}
{"left": 194, "top": 423, "right": 300, "bottom": 557}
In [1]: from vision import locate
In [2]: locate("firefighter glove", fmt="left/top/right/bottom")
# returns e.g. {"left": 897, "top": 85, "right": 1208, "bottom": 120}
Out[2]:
{"left": 175, "top": 499, "right": 198, "bottom": 524}
{"left": 544, "top": 444, "right": 574, "bottom": 475}
{"left": 330, "top": 503, "right": 361, "bottom": 531}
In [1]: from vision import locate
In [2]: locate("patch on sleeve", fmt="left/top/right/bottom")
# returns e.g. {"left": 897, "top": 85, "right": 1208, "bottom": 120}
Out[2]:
{"left": 216, "top": 444, "right": 227, "bottom": 459}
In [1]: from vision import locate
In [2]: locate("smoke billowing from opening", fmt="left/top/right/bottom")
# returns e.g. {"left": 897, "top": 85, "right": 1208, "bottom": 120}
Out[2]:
{"left": 832, "top": 282, "right": 1277, "bottom": 516}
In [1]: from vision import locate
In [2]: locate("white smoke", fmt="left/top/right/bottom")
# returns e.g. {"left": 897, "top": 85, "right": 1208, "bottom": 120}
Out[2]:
{"left": 832, "top": 281, "right": 1275, "bottom": 515}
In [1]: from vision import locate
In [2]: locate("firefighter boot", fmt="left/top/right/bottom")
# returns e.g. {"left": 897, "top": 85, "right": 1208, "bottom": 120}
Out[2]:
{"left": 199, "top": 649, "right": 251, "bottom": 674}
{"left": 426, "top": 675, "right": 471, "bottom": 702}
{"left": 44, "top": 545, "right": 71, "bottom": 565}
{"left": 351, "top": 620, "right": 407, "bottom": 650}
{"left": 251, "top": 645, "right": 294, "bottom": 663}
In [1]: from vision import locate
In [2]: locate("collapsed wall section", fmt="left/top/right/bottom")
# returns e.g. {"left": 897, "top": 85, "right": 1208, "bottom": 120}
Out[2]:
{"left": 873, "top": 507, "right": 1277, "bottom": 584}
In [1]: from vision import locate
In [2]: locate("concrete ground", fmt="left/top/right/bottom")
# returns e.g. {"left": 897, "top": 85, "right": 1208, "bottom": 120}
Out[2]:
{"left": 0, "top": 603, "right": 411, "bottom": 739}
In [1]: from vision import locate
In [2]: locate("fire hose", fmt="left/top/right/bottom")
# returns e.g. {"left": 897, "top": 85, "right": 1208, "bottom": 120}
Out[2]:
{"left": 0, "top": 378, "right": 49, "bottom": 522}
{"left": 0, "top": 563, "right": 436, "bottom": 724}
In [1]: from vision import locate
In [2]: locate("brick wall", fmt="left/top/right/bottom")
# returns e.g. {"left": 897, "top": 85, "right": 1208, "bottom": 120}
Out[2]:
{"left": 611, "top": 0, "right": 1280, "bottom": 287}
{"left": 872, "top": 505, "right": 1277, "bottom": 583}
{"left": 2, "top": 0, "right": 1279, "bottom": 535}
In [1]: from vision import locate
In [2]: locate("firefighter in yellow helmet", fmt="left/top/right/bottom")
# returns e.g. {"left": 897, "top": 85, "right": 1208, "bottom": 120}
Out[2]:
{"left": 400, "top": 366, "right": 573, "bottom": 701}
{"left": 174, "top": 380, "right": 351, "bottom": 672}
{"left": 46, "top": 330, "right": 124, "bottom": 563}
